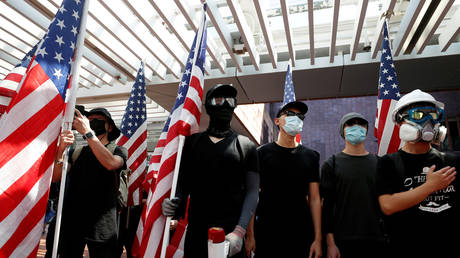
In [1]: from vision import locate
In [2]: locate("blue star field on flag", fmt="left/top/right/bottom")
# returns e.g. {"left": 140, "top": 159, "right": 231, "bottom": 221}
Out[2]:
{"left": 120, "top": 62, "right": 147, "bottom": 137}
{"left": 16, "top": 43, "right": 40, "bottom": 69}
{"left": 378, "top": 21, "right": 401, "bottom": 101}
{"left": 34, "top": 0, "right": 85, "bottom": 99}
{"left": 283, "top": 62, "right": 296, "bottom": 105}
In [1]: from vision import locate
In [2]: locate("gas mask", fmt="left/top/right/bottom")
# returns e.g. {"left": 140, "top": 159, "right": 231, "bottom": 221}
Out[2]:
{"left": 399, "top": 120, "right": 446, "bottom": 144}
{"left": 398, "top": 106, "right": 446, "bottom": 144}
{"left": 90, "top": 119, "right": 107, "bottom": 136}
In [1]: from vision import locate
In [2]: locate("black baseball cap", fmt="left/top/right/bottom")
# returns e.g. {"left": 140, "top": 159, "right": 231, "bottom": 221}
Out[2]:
{"left": 87, "top": 107, "right": 121, "bottom": 141}
{"left": 276, "top": 101, "right": 309, "bottom": 118}
{"left": 206, "top": 84, "right": 237, "bottom": 100}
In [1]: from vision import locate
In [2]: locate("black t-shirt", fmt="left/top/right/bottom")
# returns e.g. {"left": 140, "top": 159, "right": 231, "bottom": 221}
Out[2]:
{"left": 256, "top": 142, "right": 319, "bottom": 232}
{"left": 321, "top": 152, "right": 384, "bottom": 242}
{"left": 177, "top": 131, "right": 259, "bottom": 231}
{"left": 376, "top": 148, "right": 459, "bottom": 256}
{"left": 63, "top": 144, "right": 127, "bottom": 243}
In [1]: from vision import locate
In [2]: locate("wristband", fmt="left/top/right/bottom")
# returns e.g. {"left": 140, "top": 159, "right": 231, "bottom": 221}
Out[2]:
{"left": 233, "top": 225, "right": 246, "bottom": 238}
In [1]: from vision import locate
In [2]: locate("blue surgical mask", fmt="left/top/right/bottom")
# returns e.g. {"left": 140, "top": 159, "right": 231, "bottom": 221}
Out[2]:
{"left": 282, "top": 116, "right": 303, "bottom": 136}
{"left": 345, "top": 125, "right": 366, "bottom": 145}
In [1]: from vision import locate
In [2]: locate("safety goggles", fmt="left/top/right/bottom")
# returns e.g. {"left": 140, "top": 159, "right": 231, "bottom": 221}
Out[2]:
{"left": 208, "top": 97, "right": 237, "bottom": 108}
{"left": 403, "top": 106, "right": 444, "bottom": 124}
{"left": 282, "top": 110, "right": 305, "bottom": 120}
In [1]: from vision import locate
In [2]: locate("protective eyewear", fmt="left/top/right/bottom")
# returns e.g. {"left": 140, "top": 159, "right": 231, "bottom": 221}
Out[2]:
{"left": 282, "top": 110, "right": 305, "bottom": 120}
{"left": 345, "top": 118, "right": 368, "bottom": 127}
{"left": 208, "top": 97, "right": 237, "bottom": 108}
{"left": 404, "top": 106, "right": 444, "bottom": 124}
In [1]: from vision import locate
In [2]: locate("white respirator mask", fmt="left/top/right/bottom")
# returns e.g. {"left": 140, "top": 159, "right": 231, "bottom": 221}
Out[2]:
{"left": 399, "top": 119, "right": 446, "bottom": 144}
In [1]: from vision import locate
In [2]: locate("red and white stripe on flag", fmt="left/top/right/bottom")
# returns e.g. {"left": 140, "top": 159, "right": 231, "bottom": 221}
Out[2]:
{"left": 0, "top": 66, "right": 25, "bottom": 116}
{"left": 133, "top": 4, "right": 207, "bottom": 258}
{"left": 375, "top": 21, "right": 403, "bottom": 156}
{"left": 0, "top": 43, "right": 39, "bottom": 117}
{"left": 0, "top": 0, "right": 87, "bottom": 256}
{"left": 117, "top": 62, "right": 148, "bottom": 206}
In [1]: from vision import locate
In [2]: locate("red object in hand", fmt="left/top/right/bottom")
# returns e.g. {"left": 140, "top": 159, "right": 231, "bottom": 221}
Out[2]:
{"left": 208, "top": 227, "right": 225, "bottom": 243}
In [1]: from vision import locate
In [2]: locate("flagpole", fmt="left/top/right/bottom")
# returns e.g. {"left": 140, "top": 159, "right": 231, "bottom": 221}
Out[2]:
{"left": 52, "top": 1, "right": 90, "bottom": 257}
{"left": 159, "top": 4, "right": 206, "bottom": 258}
{"left": 160, "top": 134, "right": 185, "bottom": 258}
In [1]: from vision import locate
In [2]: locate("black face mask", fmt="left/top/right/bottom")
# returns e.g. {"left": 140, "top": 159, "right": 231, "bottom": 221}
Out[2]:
{"left": 90, "top": 119, "right": 106, "bottom": 136}
{"left": 205, "top": 101, "right": 235, "bottom": 138}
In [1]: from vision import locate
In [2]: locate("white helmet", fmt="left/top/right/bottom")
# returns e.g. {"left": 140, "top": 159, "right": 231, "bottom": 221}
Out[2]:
{"left": 392, "top": 89, "right": 444, "bottom": 123}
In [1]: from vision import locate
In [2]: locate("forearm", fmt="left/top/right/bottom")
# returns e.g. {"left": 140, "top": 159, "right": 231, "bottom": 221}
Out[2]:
{"left": 237, "top": 171, "right": 259, "bottom": 229}
{"left": 309, "top": 183, "right": 322, "bottom": 241}
{"left": 379, "top": 183, "right": 434, "bottom": 215}
{"left": 246, "top": 215, "right": 255, "bottom": 239}
{"left": 52, "top": 146, "right": 66, "bottom": 182}
{"left": 87, "top": 137, "right": 123, "bottom": 170}
{"left": 321, "top": 189, "right": 335, "bottom": 234}
{"left": 310, "top": 197, "right": 322, "bottom": 241}
{"left": 326, "top": 233, "right": 336, "bottom": 246}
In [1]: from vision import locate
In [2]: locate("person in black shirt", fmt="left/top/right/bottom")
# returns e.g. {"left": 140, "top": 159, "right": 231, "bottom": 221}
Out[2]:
{"left": 321, "top": 112, "right": 385, "bottom": 258}
{"left": 376, "top": 89, "right": 458, "bottom": 257}
{"left": 246, "top": 101, "right": 322, "bottom": 258}
{"left": 53, "top": 107, "right": 127, "bottom": 258}
{"left": 162, "top": 84, "right": 260, "bottom": 257}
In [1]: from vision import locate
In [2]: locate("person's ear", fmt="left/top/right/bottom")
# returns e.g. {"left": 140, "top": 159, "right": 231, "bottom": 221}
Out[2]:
{"left": 274, "top": 117, "right": 281, "bottom": 126}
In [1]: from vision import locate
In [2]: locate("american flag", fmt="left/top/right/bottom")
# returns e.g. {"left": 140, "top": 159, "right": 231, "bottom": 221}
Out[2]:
{"left": 133, "top": 4, "right": 207, "bottom": 257}
{"left": 0, "top": 0, "right": 87, "bottom": 256}
{"left": 375, "top": 21, "right": 403, "bottom": 156}
{"left": 283, "top": 60, "right": 302, "bottom": 144}
{"left": 117, "top": 62, "right": 148, "bottom": 206}
{"left": 0, "top": 43, "right": 39, "bottom": 117}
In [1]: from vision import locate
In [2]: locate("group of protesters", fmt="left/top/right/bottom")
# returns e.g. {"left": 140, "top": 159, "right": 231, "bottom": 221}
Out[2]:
{"left": 49, "top": 83, "right": 458, "bottom": 258}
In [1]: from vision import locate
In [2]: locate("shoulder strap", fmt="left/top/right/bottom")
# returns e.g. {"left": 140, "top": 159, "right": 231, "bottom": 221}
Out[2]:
{"left": 106, "top": 141, "right": 118, "bottom": 154}
{"left": 71, "top": 146, "right": 84, "bottom": 163}
{"left": 332, "top": 154, "right": 336, "bottom": 175}
{"left": 71, "top": 142, "right": 122, "bottom": 163}
{"left": 438, "top": 149, "right": 458, "bottom": 166}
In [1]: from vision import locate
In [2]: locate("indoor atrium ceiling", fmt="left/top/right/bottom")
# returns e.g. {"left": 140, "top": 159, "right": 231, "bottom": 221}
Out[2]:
{"left": 1, "top": 0, "right": 460, "bottom": 123}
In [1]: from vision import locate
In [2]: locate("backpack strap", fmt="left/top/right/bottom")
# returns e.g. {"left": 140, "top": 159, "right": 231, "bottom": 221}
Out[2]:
{"left": 71, "top": 145, "right": 84, "bottom": 164}
{"left": 106, "top": 141, "right": 118, "bottom": 155}
{"left": 439, "top": 150, "right": 458, "bottom": 167}
{"left": 332, "top": 154, "right": 336, "bottom": 175}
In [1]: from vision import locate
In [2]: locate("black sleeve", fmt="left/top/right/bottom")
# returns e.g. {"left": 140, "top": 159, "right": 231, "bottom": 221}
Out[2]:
{"left": 114, "top": 146, "right": 128, "bottom": 170}
{"left": 309, "top": 150, "right": 320, "bottom": 182}
{"left": 376, "top": 155, "right": 400, "bottom": 196}
{"left": 237, "top": 171, "right": 259, "bottom": 229}
{"left": 320, "top": 157, "right": 335, "bottom": 234}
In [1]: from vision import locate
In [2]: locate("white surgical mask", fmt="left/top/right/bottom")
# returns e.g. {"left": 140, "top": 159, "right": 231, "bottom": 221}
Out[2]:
{"left": 282, "top": 116, "right": 303, "bottom": 136}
